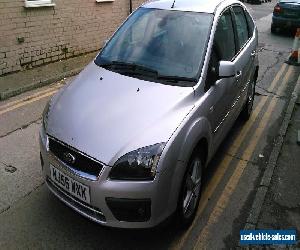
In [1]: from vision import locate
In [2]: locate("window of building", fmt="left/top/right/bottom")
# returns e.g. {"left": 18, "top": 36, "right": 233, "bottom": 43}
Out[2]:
{"left": 95, "top": 0, "right": 115, "bottom": 2}
{"left": 25, "top": 0, "right": 55, "bottom": 8}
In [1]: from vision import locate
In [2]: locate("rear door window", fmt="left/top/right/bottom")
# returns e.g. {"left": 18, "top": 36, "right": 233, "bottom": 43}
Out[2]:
{"left": 245, "top": 10, "right": 255, "bottom": 37}
{"left": 232, "top": 6, "right": 249, "bottom": 51}
{"left": 214, "top": 9, "right": 236, "bottom": 61}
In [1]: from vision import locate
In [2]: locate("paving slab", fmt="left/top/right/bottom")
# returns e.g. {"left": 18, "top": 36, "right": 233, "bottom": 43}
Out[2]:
{"left": 0, "top": 122, "right": 44, "bottom": 213}
{"left": 256, "top": 97, "right": 300, "bottom": 246}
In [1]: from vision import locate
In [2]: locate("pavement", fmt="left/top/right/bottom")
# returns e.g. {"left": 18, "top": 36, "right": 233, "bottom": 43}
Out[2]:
{"left": 256, "top": 95, "right": 300, "bottom": 247}
{"left": 0, "top": 52, "right": 97, "bottom": 101}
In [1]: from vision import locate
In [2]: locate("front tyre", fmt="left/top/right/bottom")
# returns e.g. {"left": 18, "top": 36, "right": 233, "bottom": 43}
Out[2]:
{"left": 176, "top": 151, "right": 203, "bottom": 228}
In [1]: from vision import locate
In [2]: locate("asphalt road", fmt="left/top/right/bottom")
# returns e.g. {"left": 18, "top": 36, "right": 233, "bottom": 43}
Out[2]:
{"left": 0, "top": 2, "right": 299, "bottom": 249}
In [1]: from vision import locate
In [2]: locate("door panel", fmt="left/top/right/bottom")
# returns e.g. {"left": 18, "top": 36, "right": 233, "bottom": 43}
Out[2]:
{"left": 204, "top": 9, "right": 238, "bottom": 148}
{"left": 231, "top": 6, "right": 253, "bottom": 114}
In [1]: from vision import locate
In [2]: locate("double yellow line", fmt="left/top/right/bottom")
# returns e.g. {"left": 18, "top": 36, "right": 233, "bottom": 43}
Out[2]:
{"left": 0, "top": 85, "right": 61, "bottom": 116}
{"left": 174, "top": 63, "right": 294, "bottom": 250}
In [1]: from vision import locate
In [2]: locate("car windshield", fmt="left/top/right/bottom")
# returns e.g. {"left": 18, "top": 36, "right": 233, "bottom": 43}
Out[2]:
{"left": 95, "top": 8, "right": 213, "bottom": 86}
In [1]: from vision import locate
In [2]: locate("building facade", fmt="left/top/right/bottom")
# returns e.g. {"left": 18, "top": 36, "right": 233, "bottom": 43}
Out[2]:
{"left": 0, "top": 0, "right": 144, "bottom": 76}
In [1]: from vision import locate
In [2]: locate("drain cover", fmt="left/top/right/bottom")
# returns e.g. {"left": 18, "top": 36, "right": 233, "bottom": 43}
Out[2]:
{"left": 5, "top": 165, "right": 17, "bottom": 173}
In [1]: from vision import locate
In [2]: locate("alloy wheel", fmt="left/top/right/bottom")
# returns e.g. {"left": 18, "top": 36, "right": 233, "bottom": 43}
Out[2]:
{"left": 182, "top": 157, "right": 202, "bottom": 219}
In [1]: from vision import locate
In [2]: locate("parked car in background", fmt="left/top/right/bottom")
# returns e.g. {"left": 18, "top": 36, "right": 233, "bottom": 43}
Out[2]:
{"left": 243, "top": 0, "right": 271, "bottom": 4}
{"left": 40, "top": 0, "right": 259, "bottom": 229}
{"left": 271, "top": 0, "right": 300, "bottom": 33}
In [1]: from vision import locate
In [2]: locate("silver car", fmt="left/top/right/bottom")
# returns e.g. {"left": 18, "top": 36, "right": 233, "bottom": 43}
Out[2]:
{"left": 40, "top": 0, "right": 258, "bottom": 228}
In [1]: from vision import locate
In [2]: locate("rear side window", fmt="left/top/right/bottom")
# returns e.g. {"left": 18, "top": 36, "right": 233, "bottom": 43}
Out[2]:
{"left": 232, "top": 6, "right": 249, "bottom": 51}
{"left": 214, "top": 9, "right": 236, "bottom": 61}
{"left": 245, "top": 10, "right": 255, "bottom": 36}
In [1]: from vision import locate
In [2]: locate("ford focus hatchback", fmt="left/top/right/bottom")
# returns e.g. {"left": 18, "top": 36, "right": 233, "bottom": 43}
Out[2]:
{"left": 40, "top": 0, "right": 258, "bottom": 228}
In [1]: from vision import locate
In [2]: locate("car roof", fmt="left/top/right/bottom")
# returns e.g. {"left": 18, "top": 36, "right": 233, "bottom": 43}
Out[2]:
{"left": 142, "top": 0, "right": 240, "bottom": 14}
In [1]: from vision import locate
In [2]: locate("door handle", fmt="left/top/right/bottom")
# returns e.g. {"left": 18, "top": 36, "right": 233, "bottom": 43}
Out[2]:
{"left": 235, "top": 70, "right": 242, "bottom": 80}
{"left": 251, "top": 50, "right": 256, "bottom": 58}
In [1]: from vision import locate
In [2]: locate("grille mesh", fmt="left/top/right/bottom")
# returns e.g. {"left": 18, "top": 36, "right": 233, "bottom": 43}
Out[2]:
{"left": 49, "top": 138, "right": 103, "bottom": 177}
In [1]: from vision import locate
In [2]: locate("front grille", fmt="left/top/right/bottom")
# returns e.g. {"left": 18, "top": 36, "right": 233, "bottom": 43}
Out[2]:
{"left": 48, "top": 137, "right": 103, "bottom": 177}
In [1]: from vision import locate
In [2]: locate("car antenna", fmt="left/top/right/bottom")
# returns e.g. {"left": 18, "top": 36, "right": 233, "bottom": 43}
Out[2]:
{"left": 171, "top": 0, "right": 176, "bottom": 8}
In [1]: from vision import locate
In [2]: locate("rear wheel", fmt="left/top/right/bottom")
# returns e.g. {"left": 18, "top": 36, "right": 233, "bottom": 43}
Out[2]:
{"left": 176, "top": 151, "right": 203, "bottom": 228}
{"left": 241, "top": 75, "right": 256, "bottom": 120}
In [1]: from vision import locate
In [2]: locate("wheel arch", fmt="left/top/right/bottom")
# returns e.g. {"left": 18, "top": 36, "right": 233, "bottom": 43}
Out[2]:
{"left": 193, "top": 137, "right": 209, "bottom": 167}
{"left": 177, "top": 116, "right": 212, "bottom": 168}
{"left": 155, "top": 117, "right": 213, "bottom": 219}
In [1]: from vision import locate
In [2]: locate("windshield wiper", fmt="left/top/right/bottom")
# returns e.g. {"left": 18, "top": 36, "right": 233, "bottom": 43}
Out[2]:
{"left": 98, "top": 61, "right": 197, "bottom": 84}
{"left": 99, "top": 61, "right": 158, "bottom": 75}
{"left": 99, "top": 60, "right": 134, "bottom": 68}
{"left": 157, "top": 75, "right": 198, "bottom": 83}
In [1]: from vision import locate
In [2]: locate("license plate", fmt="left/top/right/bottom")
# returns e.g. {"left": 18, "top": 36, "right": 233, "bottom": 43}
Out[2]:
{"left": 50, "top": 165, "right": 91, "bottom": 204}
{"left": 285, "top": 11, "right": 297, "bottom": 17}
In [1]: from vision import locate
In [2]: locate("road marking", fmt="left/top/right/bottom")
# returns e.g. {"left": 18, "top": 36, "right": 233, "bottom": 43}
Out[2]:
{"left": 241, "top": 66, "right": 293, "bottom": 162}
{"left": 174, "top": 63, "right": 288, "bottom": 250}
{"left": 193, "top": 66, "right": 294, "bottom": 249}
{"left": 0, "top": 85, "right": 61, "bottom": 111}
{"left": 0, "top": 90, "right": 58, "bottom": 116}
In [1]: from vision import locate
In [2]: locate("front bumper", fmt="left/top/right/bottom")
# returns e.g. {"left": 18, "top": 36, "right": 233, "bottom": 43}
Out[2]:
{"left": 272, "top": 15, "right": 300, "bottom": 29}
{"left": 39, "top": 131, "right": 176, "bottom": 228}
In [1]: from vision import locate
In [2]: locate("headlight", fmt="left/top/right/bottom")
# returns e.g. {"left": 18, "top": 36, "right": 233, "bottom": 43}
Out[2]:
{"left": 109, "top": 143, "right": 166, "bottom": 181}
{"left": 42, "top": 100, "right": 51, "bottom": 131}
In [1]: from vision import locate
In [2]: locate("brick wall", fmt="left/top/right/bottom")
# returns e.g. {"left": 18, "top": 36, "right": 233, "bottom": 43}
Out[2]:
{"left": 0, "top": 0, "right": 145, "bottom": 76}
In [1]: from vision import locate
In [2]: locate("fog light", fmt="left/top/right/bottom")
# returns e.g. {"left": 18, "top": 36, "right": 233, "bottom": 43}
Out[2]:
{"left": 138, "top": 207, "right": 145, "bottom": 216}
{"left": 106, "top": 198, "right": 151, "bottom": 222}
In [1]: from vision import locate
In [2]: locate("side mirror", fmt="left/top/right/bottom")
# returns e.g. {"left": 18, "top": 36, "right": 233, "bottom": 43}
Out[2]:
{"left": 218, "top": 61, "right": 235, "bottom": 79}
